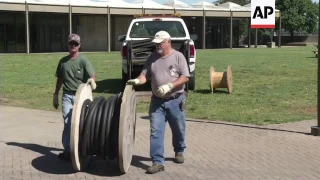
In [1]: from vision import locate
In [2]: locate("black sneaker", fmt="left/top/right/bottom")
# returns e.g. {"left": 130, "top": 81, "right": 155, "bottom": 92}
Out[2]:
{"left": 173, "top": 153, "right": 184, "bottom": 164}
{"left": 146, "top": 164, "right": 165, "bottom": 174}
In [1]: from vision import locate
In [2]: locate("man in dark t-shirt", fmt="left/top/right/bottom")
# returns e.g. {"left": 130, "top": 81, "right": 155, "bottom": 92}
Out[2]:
{"left": 53, "top": 34, "right": 96, "bottom": 161}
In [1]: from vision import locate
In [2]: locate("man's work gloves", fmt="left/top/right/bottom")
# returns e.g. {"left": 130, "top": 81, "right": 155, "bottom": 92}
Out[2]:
{"left": 156, "top": 83, "right": 173, "bottom": 97}
{"left": 53, "top": 93, "right": 59, "bottom": 109}
{"left": 87, "top": 78, "right": 97, "bottom": 90}
{"left": 127, "top": 79, "right": 140, "bottom": 85}
{"left": 126, "top": 79, "right": 173, "bottom": 97}
{"left": 52, "top": 78, "right": 96, "bottom": 110}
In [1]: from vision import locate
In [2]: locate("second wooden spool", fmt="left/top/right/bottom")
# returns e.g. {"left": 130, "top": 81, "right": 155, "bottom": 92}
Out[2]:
{"left": 209, "top": 66, "right": 233, "bottom": 94}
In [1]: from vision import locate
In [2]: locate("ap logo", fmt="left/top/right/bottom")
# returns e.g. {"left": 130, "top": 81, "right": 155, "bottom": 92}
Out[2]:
{"left": 251, "top": 0, "right": 275, "bottom": 28}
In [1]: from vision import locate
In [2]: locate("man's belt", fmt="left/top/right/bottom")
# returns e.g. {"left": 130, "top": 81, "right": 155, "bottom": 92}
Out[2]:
{"left": 63, "top": 90, "right": 76, "bottom": 95}
{"left": 154, "top": 93, "right": 183, "bottom": 100}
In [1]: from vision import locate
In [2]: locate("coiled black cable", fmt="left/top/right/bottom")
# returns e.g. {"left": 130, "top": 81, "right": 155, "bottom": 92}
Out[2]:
{"left": 78, "top": 94, "right": 122, "bottom": 160}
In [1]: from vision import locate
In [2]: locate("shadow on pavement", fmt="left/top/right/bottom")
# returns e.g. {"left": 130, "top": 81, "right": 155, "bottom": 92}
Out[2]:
{"left": 5, "top": 142, "right": 158, "bottom": 176}
{"left": 6, "top": 142, "right": 76, "bottom": 174}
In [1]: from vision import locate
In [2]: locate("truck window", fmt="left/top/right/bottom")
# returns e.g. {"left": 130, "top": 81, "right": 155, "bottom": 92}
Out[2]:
{"left": 129, "top": 21, "right": 186, "bottom": 38}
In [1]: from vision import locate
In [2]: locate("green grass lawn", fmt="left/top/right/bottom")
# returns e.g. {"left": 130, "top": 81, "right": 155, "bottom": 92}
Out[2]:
{"left": 0, "top": 46, "right": 317, "bottom": 125}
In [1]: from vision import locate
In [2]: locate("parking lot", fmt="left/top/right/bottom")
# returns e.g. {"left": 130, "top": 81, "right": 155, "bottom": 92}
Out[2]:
{"left": 1, "top": 105, "right": 320, "bottom": 180}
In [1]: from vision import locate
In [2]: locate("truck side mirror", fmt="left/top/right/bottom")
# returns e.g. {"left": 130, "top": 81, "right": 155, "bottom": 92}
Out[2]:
{"left": 190, "top": 34, "right": 198, "bottom": 41}
{"left": 117, "top": 35, "right": 126, "bottom": 42}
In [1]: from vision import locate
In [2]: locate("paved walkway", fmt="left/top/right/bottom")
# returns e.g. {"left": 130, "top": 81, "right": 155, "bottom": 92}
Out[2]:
{"left": 1, "top": 105, "right": 320, "bottom": 180}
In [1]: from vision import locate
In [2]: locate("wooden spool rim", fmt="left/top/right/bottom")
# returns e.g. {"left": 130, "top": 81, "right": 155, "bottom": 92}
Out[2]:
{"left": 70, "top": 83, "right": 93, "bottom": 171}
{"left": 118, "top": 84, "right": 136, "bottom": 173}
{"left": 209, "top": 66, "right": 215, "bottom": 93}
{"left": 227, "top": 66, "right": 233, "bottom": 94}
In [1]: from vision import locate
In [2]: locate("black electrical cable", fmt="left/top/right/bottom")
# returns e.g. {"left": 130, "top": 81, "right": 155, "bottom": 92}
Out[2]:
{"left": 78, "top": 94, "right": 122, "bottom": 160}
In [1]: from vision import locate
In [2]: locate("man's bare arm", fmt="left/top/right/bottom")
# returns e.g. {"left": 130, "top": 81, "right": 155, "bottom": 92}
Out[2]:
{"left": 54, "top": 78, "right": 63, "bottom": 94}
{"left": 136, "top": 73, "right": 147, "bottom": 85}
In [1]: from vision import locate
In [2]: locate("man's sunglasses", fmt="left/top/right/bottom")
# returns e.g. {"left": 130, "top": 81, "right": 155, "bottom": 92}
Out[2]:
{"left": 156, "top": 40, "right": 168, "bottom": 45}
{"left": 69, "top": 41, "right": 79, "bottom": 46}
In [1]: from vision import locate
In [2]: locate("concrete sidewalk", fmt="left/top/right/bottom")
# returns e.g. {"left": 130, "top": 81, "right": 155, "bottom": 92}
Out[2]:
{"left": 1, "top": 105, "right": 320, "bottom": 180}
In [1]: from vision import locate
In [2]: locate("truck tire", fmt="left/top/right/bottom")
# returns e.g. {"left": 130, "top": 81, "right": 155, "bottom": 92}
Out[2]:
{"left": 188, "top": 72, "right": 196, "bottom": 91}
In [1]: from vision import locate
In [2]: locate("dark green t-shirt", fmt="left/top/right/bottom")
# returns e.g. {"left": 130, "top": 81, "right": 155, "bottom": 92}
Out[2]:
{"left": 55, "top": 54, "right": 95, "bottom": 92}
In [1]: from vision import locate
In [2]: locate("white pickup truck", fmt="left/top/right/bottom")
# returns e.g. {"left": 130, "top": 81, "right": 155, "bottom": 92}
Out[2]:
{"left": 118, "top": 14, "right": 197, "bottom": 91}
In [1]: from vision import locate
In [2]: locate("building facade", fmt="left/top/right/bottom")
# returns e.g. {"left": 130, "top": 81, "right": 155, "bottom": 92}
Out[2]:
{"left": 0, "top": 1, "right": 281, "bottom": 53}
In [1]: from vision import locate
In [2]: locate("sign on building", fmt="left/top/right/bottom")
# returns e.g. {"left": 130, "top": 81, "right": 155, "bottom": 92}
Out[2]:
{"left": 251, "top": 0, "right": 275, "bottom": 28}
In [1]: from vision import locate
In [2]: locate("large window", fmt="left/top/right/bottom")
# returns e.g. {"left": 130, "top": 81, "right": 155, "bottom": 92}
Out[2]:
{"left": 0, "top": 24, "right": 4, "bottom": 52}
{"left": 0, "top": 12, "right": 26, "bottom": 53}
{"left": 16, "top": 23, "right": 26, "bottom": 52}
{"left": 6, "top": 24, "right": 16, "bottom": 53}
{"left": 129, "top": 20, "right": 186, "bottom": 38}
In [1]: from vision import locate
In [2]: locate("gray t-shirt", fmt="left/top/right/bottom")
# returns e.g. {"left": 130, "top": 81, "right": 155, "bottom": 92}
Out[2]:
{"left": 141, "top": 49, "right": 190, "bottom": 98}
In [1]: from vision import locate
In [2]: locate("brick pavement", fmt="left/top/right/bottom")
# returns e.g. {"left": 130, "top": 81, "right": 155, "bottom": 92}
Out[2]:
{"left": 1, "top": 105, "right": 320, "bottom": 180}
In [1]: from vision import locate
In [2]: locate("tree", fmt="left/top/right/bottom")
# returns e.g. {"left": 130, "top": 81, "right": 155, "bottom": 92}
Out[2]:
{"left": 276, "top": 0, "right": 318, "bottom": 40}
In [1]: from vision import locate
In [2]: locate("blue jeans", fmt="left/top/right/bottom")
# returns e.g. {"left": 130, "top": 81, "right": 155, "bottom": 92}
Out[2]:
{"left": 149, "top": 93, "right": 187, "bottom": 165}
{"left": 61, "top": 93, "right": 75, "bottom": 153}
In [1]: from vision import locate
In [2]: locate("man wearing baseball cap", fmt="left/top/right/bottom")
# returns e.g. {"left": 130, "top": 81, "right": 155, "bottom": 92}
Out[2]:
{"left": 127, "top": 30, "right": 190, "bottom": 174}
{"left": 53, "top": 33, "right": 97, "bottom": 161}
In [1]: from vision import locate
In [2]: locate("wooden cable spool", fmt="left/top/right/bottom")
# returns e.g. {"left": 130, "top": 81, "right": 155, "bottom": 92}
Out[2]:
{"left": 209, "top": 65, "right": 233, "bottom": 94}
{"left": 70, "top": 83, "right": 136, "bottom": 174}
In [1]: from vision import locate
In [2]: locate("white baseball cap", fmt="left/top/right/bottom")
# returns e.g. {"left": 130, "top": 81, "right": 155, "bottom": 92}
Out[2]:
{"left": 152, "top": 31, "right": 171, "bottom": 43}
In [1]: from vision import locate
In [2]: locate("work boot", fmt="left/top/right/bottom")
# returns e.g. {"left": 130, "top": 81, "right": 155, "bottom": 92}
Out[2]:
{"left": 146, "top": 164, "right": 165, "bottom": 174}
{"left": 173, "top": 153, "right": 184, "bottom": 164}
